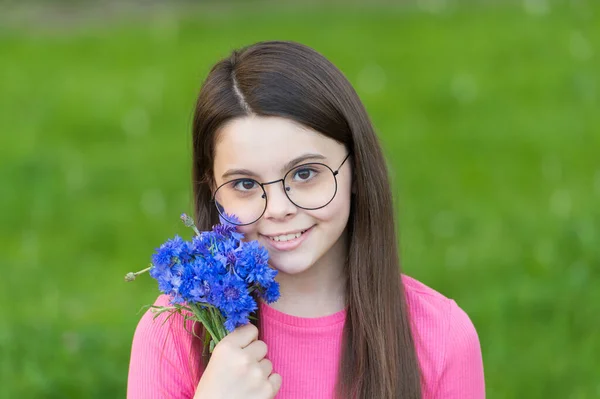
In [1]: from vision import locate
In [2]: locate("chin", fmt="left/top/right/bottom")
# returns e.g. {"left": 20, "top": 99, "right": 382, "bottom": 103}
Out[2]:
{"left": 268, "top": 255, "right": 315, "bottom": 275}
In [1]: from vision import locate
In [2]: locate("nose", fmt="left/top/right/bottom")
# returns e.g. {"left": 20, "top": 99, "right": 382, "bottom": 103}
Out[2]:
{"left": 262, "top": 180, "right": 297, "bottom": 221}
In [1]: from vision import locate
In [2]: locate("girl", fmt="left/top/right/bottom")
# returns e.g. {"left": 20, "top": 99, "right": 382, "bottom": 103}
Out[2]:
{"left": 127, "top": 41, "right": 485, "bottom": 399}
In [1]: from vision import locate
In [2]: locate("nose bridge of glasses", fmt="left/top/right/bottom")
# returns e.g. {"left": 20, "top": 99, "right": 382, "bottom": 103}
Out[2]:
{"left": 261, "top": 178, "right": 290, "bottom": 199}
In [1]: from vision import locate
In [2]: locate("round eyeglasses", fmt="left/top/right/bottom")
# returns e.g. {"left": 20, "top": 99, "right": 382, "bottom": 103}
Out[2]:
{"left": 212, "top": 153, "right": 351, "bottom": 226}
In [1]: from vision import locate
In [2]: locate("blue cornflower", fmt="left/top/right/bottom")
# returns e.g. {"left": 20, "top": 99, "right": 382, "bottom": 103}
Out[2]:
{"left": 213, "top": 223, "right": 245, "bottom": 243}
{"left": 236, "top": 240, "right": 273, "bottom": 284}
{"left": 151, "top": 235, "right": 185, "bottom": 267}
{"left": 188, "top": 279, "right": 211, "bottom": 303}
{"left": 248, "top": 262, "right": 277, "bottom": 288}
{"left": 208, "top": 273, "right": 257, "bottom": 331}
{"left": 213, "top": 235, "right": 240, "bottom": 257}
{"left": 210, "top": 273, "right": 245, "bottom": 309}
{"left": 259, "top": 281, "right": 281, "bottom": 304}
{"left": 178, "top": 240, "right": 194, "bottom": 264}
{"left": 130, "top": 212, "right": 280, "bottom": 350}
{"left": 150, "top": 264, "right": 174, "bottom": 295}
{"left": 223, "top": 310, "right": 252, "bottom": 332}
{"left": 219, "top": 212, "right": 241, "bottom": 227}
{"left": 190, "top": 232, "right": 213, "bottom": 256}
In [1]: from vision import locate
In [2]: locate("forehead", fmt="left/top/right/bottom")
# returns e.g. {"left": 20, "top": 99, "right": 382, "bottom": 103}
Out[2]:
{"left": 214, "top": 116, "right": 342, "bottom": 177}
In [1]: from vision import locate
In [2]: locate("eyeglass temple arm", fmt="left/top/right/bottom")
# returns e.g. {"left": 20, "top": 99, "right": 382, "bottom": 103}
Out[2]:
{"left": 334, "top": 153, "right": 351, "bottom": 175}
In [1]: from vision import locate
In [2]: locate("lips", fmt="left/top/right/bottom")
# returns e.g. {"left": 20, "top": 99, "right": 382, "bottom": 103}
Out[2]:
{"left": 260, "top": 225, "right": 314, "bottom": 252}
{"left": 265, "top": 228, "right": 310, "bottom": 242}
{"left": 263, "top": 227, "right": 311, "bottom": 239}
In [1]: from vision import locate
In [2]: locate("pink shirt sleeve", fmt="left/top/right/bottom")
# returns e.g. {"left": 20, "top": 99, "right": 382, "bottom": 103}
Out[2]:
{"left": 433, "top": 300, "right": 486, "bottom": 399}
{"left": 127, "top": 295, "right": 204, "bottom": 399}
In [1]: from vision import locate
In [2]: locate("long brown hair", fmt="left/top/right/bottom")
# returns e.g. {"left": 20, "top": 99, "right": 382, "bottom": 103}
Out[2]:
{"left": 191, "top": 41, "right": 421, "bottom": 398}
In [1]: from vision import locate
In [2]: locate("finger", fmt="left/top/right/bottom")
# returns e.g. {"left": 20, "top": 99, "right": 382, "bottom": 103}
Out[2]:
{"left": 226, "top": 323, "right": 259, "bottom": 348}
{"left": 244, "top": 340, "right": 268, "bottom": 361}
{"left": 268, "top": 373, "right": 282, "bottom": 394}
{"left": 257, "top": 358, "right": 273, "bottom": 377}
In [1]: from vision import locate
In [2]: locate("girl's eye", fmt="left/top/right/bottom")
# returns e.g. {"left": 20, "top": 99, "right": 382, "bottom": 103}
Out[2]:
{"left": 293, "top": 168, "right": 317, "bottom": 182}
{"left": 232, "top": 179, "right": 257, "bottom": 191}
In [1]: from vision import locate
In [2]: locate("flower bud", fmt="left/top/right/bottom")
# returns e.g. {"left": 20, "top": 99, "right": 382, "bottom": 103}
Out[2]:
{"left": 180, "top": 213, "right": 195, "bottom": 228}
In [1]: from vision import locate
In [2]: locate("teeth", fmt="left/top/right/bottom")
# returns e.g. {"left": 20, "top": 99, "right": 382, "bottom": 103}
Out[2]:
{"left": 269, "top": 230, "right": 305, "bottom": 242}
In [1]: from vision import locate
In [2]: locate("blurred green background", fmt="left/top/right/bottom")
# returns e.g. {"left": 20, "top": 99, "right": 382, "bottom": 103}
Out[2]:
{"left": 1, "top": 0, "right": 598, "bottom": 398}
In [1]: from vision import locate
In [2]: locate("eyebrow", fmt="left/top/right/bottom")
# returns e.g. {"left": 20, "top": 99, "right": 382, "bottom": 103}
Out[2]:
{"left": 221, "top": 153, "right": 327, "bottom": 181}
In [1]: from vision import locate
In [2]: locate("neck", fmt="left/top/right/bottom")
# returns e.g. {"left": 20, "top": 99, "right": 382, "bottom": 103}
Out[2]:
{"left": 265, "top": 228, "right": 348, "bottom": 318}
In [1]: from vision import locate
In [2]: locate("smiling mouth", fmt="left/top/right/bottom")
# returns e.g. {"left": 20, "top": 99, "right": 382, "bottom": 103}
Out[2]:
{"left": 261, "top": 226, "right": 314, "bottom": 242}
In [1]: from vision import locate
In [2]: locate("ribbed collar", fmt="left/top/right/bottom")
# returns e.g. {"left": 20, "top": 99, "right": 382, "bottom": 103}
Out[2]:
{"left": 259, "top": 301, "right": 347, "bottom": 328}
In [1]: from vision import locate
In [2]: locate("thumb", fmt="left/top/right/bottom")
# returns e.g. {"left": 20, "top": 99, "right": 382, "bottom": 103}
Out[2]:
{"left": 268, "top": 373, "right": 282, "bottom": 396}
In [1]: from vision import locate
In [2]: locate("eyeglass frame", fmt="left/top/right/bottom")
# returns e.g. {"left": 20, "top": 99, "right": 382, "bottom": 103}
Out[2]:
{"left": 211, "top": 153, "right": 352, "bottom": 226}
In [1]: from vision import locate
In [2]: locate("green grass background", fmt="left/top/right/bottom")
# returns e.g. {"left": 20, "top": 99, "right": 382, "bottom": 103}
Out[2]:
{"left": 1, "top": 1, "right": 599, "bottom": 397}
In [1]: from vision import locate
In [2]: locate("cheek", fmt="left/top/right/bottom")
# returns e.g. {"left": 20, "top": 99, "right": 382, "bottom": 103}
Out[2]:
{"left": 237, "top": 224, "right": 258, "bottom": 239}
{"left": 309, "top": 186, "right": 352, "bottom": 223}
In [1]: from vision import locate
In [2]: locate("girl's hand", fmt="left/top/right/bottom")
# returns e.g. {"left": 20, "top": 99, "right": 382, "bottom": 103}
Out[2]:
{"left": 193, "top": 323, "right": 282, "bottom": 399}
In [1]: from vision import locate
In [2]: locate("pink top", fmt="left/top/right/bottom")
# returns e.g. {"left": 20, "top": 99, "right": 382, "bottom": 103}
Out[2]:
{"left": 127, "top": 275, "right": 485, "bottom": 398}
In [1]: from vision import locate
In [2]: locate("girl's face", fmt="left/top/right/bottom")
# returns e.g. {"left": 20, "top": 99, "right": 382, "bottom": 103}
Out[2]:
{"left": 212, "top": 116, "right": 352, "bottom": 276}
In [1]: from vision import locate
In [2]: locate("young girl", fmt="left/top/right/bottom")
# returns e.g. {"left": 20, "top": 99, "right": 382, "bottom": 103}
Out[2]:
{"left": 127, "top": 41, "right": 485, "bottom": 399}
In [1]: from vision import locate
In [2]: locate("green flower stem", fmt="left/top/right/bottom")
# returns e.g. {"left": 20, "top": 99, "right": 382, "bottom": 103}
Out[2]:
{"left": 208, "top": 306, "right": 227, "bottom": 341}
{"left": 190, "top": 304, "right": 219, "bottom": 343}
{"left": 124, "top": 265, "right": 152, "bottom": 282}
{"left": 206, "top": 306, "right": 222, "bottom": 341}
{"left": 216, "top": 310, "right": 227, "bottom": 339}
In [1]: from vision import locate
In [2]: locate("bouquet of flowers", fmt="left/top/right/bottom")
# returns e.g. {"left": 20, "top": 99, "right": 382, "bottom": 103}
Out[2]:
{"left": 125, "top": 213, "right": 280, "bottom": 352}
